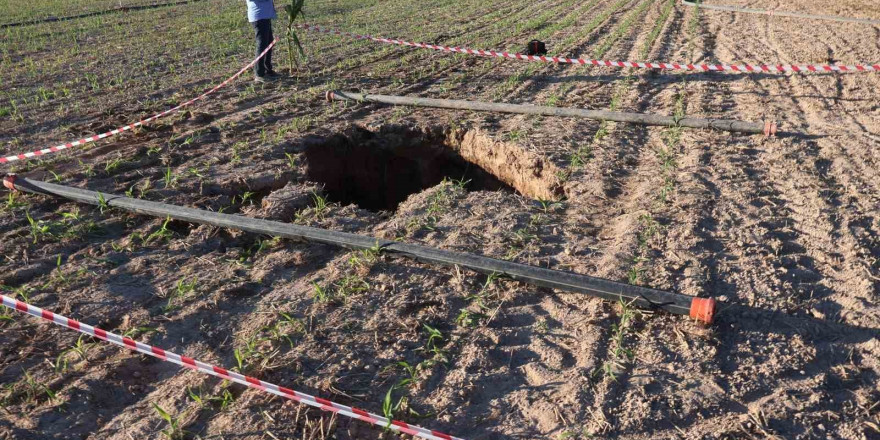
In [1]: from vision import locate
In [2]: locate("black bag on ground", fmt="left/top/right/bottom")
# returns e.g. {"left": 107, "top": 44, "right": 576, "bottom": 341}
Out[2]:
{"left": 523, "top": 40, "right": 547, "bottom": 56}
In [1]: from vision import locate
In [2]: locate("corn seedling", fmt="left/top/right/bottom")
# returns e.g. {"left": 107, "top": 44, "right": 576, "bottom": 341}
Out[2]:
{"left": 455, "top": 309, "right": 482, "bottom": 327}
{"left": 284, "top": 0, "right": 307, "bottom": 74}
{"left": 381, "top": 385, "right": 408, "bottom": 426}
{"left": 421, "top": 324, "right": 448, "bottom": 364}
{"left": 6, "top": 285, "right": 32, "bottom": 303}
{"left": 0, "top": 308, "right": 13, "bottom": 324}
{"left": 598, "top": 299, "right": 641, "bottom": 381}
{"left": 335, "top": 275, "right": 369, "bottom": 298}
{"left": 163, "top": 167, "right": 178, "bottom": 189}
{"left": 50, "top": 255, "right": 69, "bottom": 286}
{"left": 284, "top": 152, "right": 297, "bottom": 168}
{"left": 55, "top": 334, "right": 95, "bottom": 373}
{"left": 187, "top": 387, "right": 207, "bottom": 408}
{"left": 122, "top": 326, "right": 158, "bottom": 339}
{"left": 96, "top": 192, "right": 109, "bottom": 214}
{"left": 467, "top": 272, "right": 502, "bottom": 311}
{"left": 152, "top": 403, "right": 186, "bottom": 440}
{"left": 396, "top": 361, "right": 420, "bottom": 387}
{"left": 233, "top": 333, "right": 275, "bottom": 374}
{"left": 187, "top": 384, "right": 234, "bottom": 411}
{"left": 21, "top": 371, "right": 44, "bottom": 404}
{"left": 569, "top": 142, "right": 593, "bottom": 169}
{"left": 262, "top": 312, "right": 304, "bottom": 348}
{"left": 212, "top": 387, "right": 235, "bottom": 411}
{"left": 347, "top": 241, "right": 384, "bottom": 272}
{"left": 78, "top": 159, "right": 95, "bottom": 178}
{"left": 162, "top": 277, "right": 198, "bottom": 312}
{"left": 104, "top": 157, "right": 124, "bottom": 175}
{"left": 3, "top": 192, "right": 27, "bottom": 212}
{"left": 145, "top": 217, "right": 175, "bottom": 244}
{"left": 312, "top": 192, "right": 328, "bottom": 220}
{"left": 26, "top": 211, "right": 53, "bottom": 243}
{"left": 237, "top": 191, "right": 256, "bottom": 206}
{"left": 534, "top": 318, "right": 549, "bottom": 334}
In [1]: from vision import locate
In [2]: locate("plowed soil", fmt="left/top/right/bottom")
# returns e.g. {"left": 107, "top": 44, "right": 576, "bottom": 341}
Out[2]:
{"left": 0, "top": 0, "right": 878, "bottom": 439}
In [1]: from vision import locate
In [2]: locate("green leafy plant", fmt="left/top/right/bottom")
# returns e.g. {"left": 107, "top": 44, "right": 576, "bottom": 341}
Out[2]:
{"left": 97, "top": 192, "right": 109, "bottom": 214}
{"left": 382, "top": 384, "right": 407, "bottom": 425}
{"left": 25, "top": 211, "right": 52, "bottom": 243}
{"left": 55, "top": 334, "right": 95, "bottom": 373}
{"left": 284, "top": 152, "right": 297, "bottom": 168}
{"left": 421, "top": 324, "right": 448, "bottom": 363}
{"left": 212, "top": 387, "right": 235, "bottom": 411}
{"left": 145, "top": 217, "right": 174, "bottom": 244}
{"left": 163, "top": 277, "right": 198, "bottom": 312}
{"left": 283, "top": 0, "right": 307, "bottom": 74}
{"left": 163, "top": 167, "right": 178, "bottom": 189}
{"left": 311, "top": 192, "right": 328, "bottom": 220}
{"left": 455, "top": 309, "right": 480, "bottom": 327}
{"left": 598, "top": 299, "right": 641, "bottom": 381}
{"left": 3, "top": 192, "right": 27, "bottom": 212}
{"left": 152, "top": 403, "right": 186, "bottom": 439}
{"left": 311, "top": 281, "right": 330, "bottom": 302}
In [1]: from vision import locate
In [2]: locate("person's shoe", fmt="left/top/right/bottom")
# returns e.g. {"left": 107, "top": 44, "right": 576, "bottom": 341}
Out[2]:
{"left": 266, "top": 70, "right": 282, "bottom": 78}
{"left": 254, "top": 75, "right": 271, "bottom": 83}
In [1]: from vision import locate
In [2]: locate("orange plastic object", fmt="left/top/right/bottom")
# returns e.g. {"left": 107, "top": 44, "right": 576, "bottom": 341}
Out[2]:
{"left": 3, "top": 174, "right": 16, "bottom": 191}
{"left": 689, "top": 297, "right": 716, "bottom": 324}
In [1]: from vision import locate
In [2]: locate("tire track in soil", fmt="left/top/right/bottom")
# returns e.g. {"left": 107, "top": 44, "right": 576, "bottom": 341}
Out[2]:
{"left": 1, "top": 0, "right": 515, "bottom": 147}
{"left": 313, "top": 0, "right": 531, "bottom": 75}
{"left": 497, "top": 0, "right": 658, "bottom": 102}
{"left": 330, "top": 0, "right": 576, "bottom": 78}
{"left": 491, "top": 0, "right": 675, "bottom": 171}
{"left": 616, "top": 6, "right": 879, "bottom": 436}
{"left": 385, "top": 0, "right": 624, "bottom": 99}
{"left": 519, "top": 1, "right": 692, "bottom": 434}
{"left": 0, "top": 0, "right": 438, "bottom": 113}
{"left": 0, "top": 206, "right": 352, "bottom": 438}
{"left": 708, "top": 11, "right": 880, "bottom": 319}
{"left": 565, "top": 3, "right": 795, "bottom": 433}
{"left": 594, "top": 14, "right": 801, "bottom": 434}
{"left": 392, "top": 0, "right": 604, "bottom": 98}
{"left": 475, "top": 0, "right": 645, "bottom": 102}
{"left": 316, "top": 0, "right": 610, "bottom": 126}
{"left": 709, "top": 7, "right": 880, "bottom": 203}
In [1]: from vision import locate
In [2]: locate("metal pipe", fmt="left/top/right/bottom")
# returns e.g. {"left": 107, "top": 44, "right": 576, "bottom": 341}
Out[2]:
{"left": 681, "top": 0, "right": 880, "bottom": 26}
{"left": 3, "top": 175, "right": 717, "bottom": 324}
{"left": 327, "top": 91, "right": 777, "bottom": 136}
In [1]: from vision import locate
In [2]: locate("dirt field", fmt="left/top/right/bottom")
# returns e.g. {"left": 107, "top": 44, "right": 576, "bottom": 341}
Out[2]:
{"left": 1, "top": 0, "right": 878, "bottom": 439}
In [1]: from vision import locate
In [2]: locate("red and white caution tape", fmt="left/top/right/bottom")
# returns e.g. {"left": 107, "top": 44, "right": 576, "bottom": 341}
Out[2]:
{"left": 0, "top": 39, "right": 278, "bottom": 165}
{"left": 0, "top": 293, "right": 464, "bottom": 440}
{"left": 299, "top": 23, "right": 880, "bottom": 73}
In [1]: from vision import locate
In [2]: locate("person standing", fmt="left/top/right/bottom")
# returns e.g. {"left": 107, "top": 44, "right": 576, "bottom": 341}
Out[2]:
{"left": 246, "top": 0, "right": 278, "bottom": 82}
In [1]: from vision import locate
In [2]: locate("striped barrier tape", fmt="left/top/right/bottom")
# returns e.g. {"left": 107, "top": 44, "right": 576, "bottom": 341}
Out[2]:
{"left": 0, "top": 39, "right": 278, "bottom": 165}
{"left": 299, "top": 23, "right": 880, "bottom": 73}
{"left": 681, "top": 1, "right": 880, "bottom": 26}
{"left": 0, "top": 293, "right": 465, "bottom": 440}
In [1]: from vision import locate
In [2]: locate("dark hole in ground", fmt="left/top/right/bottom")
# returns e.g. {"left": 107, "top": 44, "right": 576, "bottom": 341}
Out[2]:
{"left": 304, "top": 126, "right": 514, "bottom": 211}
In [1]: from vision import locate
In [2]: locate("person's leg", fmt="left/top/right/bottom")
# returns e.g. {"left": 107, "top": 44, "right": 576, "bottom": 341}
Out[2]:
{"left": 265, "top": 21, "right": 274, "bottom": 74}
{"left": 254, "top": 19, "right": 272, "bottom": 77}
{"left": 253, "top": 20, "right": 265, "bottom": 77}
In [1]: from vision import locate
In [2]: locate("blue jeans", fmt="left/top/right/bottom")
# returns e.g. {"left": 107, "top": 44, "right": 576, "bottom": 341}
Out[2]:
{"left": 253, "top": 19, "right": 274, "bottom": 76}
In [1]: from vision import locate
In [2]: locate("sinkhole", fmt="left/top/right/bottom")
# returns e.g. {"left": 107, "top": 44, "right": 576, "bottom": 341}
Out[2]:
{"left": 303, "top": 125, "right": 518, "bottom": 212}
